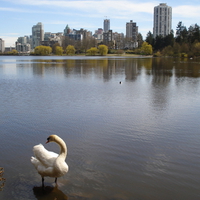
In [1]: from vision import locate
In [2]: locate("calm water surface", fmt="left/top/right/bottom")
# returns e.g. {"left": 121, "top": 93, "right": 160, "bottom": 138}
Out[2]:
{"left": 0, "top": 56, "right": 200, "bottom": 199}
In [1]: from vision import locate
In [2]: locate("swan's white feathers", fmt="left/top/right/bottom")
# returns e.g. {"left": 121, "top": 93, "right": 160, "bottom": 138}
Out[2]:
{"left": 32, "top": 144, "right": 58, "bottom": 167}
{"left": 31, "top": 135, "right": 68, "bottom": 180}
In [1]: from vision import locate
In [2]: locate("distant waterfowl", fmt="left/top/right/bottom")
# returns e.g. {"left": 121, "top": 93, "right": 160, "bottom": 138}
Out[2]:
{"left": 31, "top": 135, "right": 68, "bottom": 187}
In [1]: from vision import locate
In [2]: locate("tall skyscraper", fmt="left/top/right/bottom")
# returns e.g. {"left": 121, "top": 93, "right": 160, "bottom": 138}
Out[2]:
{"left": 153, "top": 3, "right": 172, "bottom": 37}
{"left": 0, "top": 38, "right": 5, "bottom": 53}
{"left": 32, "top": 22, "right": 44, "bottom": 48}
{"left": 64, "top": 25, "right": 71, "bottom": 36}
{"left": 104, "top": 19, "right": 110, "bottom": 32}
{"left": 126, "top": 20, "right": 138, "bottom": 41}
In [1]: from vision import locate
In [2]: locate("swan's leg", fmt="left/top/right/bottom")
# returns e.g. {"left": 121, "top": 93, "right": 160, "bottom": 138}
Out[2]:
{"left": 42, "top": 177, "right": 44, "bottom": 187}
{"left": 55, "top": 177, "right": 57, "bottom": 184}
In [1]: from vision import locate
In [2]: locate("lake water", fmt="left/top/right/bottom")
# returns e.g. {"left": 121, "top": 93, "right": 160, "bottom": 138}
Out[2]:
{"left": 0, "top": 56, "right": 200, "bottom": 200}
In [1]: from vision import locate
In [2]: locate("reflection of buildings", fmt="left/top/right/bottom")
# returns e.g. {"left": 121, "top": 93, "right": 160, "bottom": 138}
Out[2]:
{"left": 151, "top": 59, "right": 172, "bottom": 111}
{"left": 125, "top": 60, "right": 138, "bottom": 81}
{"left": 151, "top": 58, "right": 173, "bottom": 84}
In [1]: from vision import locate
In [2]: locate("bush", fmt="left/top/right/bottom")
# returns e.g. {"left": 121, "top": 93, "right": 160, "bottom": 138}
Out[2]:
{"left": 34, "top": 46, "right": 52, "bottom": 55}
{"left": 153, "top": 51, "right": 162, "bottom": 57}
{"left": 140, "top": 42, "right": 153, "bottom": 55}
{"left": 55, "top": 46, "right": 63, "bottom": 55}
{"left": 98, "top": 45, "right": 108, "bottom": 56}
{"left": 86, "top": 47, "right": 98, "bottom": 56}
{"left": 66, "top": 45, "right": 76, "bottom": 55}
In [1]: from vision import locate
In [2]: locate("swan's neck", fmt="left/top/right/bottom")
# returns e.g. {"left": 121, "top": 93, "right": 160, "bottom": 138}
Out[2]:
{"left": 56, "top": 137, "right": 67, "bottom": 159}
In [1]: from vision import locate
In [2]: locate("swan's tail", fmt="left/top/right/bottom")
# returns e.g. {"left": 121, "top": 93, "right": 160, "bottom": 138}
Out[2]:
{"left": 31, "top": 156, "right": 40, "bottom": 168}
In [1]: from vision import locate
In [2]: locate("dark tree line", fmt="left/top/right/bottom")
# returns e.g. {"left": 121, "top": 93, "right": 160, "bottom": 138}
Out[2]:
{"left": 145, "top": 21, "right": 200, "bottom": 57}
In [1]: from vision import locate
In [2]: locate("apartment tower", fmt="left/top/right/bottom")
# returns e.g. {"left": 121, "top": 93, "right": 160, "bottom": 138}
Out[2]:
{"left": 32, "top": 22, "right": 44, "bottom": 48}
{"left": 0, "top": 38, "right": 5, "bottom": 53}
{"left": 104, "top": 19, "right": 110, "bottom": 33}
{"left": 153, "top": 3, "right": 172, "bottom": 37}
{"left": 126, "top": 20, "right": 138, "bottom": 41}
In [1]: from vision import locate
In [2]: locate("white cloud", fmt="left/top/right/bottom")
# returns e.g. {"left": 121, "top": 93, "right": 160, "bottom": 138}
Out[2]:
{"left": 0, "top": 7, "right": 23, "bottom": 12}
{"left": 173, "top": 5, "right": 200, "bottom": 18}
{"left": 4, "top": 0, "right": 156, "bottom": 16}
{"left": 2, "top": 36, "right": 18, "bottom": 47}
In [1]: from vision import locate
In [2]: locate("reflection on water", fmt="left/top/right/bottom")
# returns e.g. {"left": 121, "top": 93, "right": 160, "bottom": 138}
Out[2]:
{"left": 33, "top": 185, "right": 68, "bottom": 200}
{"left": 0, "top": 56, "right": 200, "bottom": 200}
{"left": 1, "top": 56, "right": 200, "bottom": 81}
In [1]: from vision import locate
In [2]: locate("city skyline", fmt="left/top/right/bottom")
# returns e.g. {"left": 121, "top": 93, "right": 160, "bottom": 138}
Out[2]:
{"left": 1, "top": 0, "right": 200, "bottom": 47}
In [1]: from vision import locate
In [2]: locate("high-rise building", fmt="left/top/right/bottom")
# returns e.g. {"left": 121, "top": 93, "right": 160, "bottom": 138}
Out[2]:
{"left": 32, "top": 22, "right": 44, "bottom": 49}
{"left": 0, "top": 38, "right": 5, "bottom": 53}
{"left": 15, "top": 36, "right": 31, "bottom": 53}
{"left": 103, "top": 30, "right": 113, "bottom": 45}
{"left": 153, "top": 3, "right": 172, "bottom": 37}
{"left": 104, "top": 19, "right": 110, "bottom": 32}
{"left": 64, "top": 25, "right": 71, "bottom": 36}
{"left": 126, "top": 20, "right": 138, "bottom": 41}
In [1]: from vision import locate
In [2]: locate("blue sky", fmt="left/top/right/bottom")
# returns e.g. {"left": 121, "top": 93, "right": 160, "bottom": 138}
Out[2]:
{"left": 1, "top": 0, "right": 200, "bottom": 47}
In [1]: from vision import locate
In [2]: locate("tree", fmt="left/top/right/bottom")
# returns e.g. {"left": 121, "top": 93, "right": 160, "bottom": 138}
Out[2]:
{"left": 164, "top": 31, "right": 174, "bottom": 47}
{"left": 55, "top": 46, "right": 63, "bottom": 55}
{"left": 137, "top": 33, "right": 144, "bottom": 48}
{"left": 62, "top": 36, "right": 76, "bottom": 49}
{"left": 140, "top": 42, "right": 153, "bottom": 55}
{"left": 192, "top": 24, "right": 200, "bottom": 42}
{"left": 34, "top": 46, "right": 52, "bottom": 55}
{"left": 98, "top": 45, "right": 108, "bottom": 56}
{"left": 52, "top": 43, "right": 61, "bottom": 54}
{"left": 66, "top": 45, "right": 76, "bottom": 55}
{"left": 11, "top": 49, "right": 18, "bottom": 55}
{"left": 193, "top": 42, "right": 200, "bottom": 56}
{"left": 175, "top": 21, "right": 188, "bottom": 44}
{"left": 145, "top": 31, "right": 154, "bottom": 46}
{"left": 86, "top": 47, "right": 98, "bottom": 56}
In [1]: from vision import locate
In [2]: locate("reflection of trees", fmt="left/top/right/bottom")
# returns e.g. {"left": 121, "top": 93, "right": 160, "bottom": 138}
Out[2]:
{"left": 151, "top": 58, "right": 173, "bottom": 86}
{"left": 125, "top": 59, "right": 138, "bottom": 81}
{"left": 174, "top": 59, "right": 200, "bottom": 78}
{"left": 15, "top": 57, "right": 200, "bottom": 81}
{"left": 150, "top": 58, "right": 173, "bottom": 111}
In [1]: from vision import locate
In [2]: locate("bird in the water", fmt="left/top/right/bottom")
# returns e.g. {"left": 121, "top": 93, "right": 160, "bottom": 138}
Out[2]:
{"left": 31, "top": 135, "right": 68, "bottom": 187}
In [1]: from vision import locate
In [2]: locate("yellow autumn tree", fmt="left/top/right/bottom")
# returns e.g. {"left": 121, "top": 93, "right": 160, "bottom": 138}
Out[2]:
{"left": 34, "top": 45, "right": 52, "bottom": 55}
{"left": 66, "top": 45, "right": 76, "bottom": 55}
{"left": 98, "top": 45, "right": 108, "bottom": 56}
{"left": 140, "top": 42, "right": 153, "bottom": 55}
{"left": 87, "top": 47, "right": 98, "bottom": 56}
{"left": 55, "top": 46, "right": 63, "bottom": 55}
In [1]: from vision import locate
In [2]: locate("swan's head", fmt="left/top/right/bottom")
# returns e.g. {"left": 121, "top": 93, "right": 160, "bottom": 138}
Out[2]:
{"left": 46, "top": 135, "right": 57, "bottom": 144}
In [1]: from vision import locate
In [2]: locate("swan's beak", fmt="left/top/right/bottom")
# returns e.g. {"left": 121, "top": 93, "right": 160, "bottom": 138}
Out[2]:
{"left": 46, "top": 137, "right": 50, "bottom": 144}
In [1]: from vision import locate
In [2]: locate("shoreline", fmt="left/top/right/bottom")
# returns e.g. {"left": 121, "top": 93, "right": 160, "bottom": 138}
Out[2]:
{"left": 0, "top": 53, "right": 153, "bottom": 58}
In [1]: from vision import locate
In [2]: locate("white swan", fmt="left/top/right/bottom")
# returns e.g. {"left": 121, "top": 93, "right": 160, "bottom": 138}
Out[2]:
{"left": 31, "top": 135, "right": 69, "bottom": 186}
